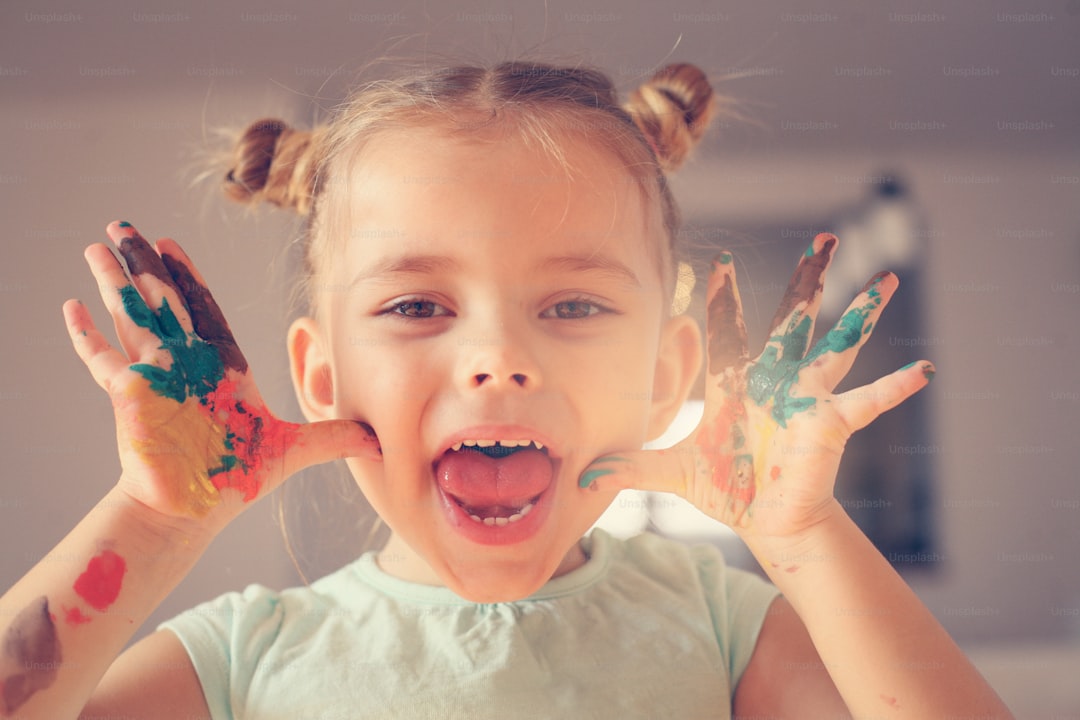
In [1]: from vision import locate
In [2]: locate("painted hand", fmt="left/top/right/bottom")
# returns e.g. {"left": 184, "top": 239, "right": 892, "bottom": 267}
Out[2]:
{"left": 63, "top": 221, "right": 381, "bottom": 523}
{"left": 578, "top": 233, "right": 933, "bottom": 541}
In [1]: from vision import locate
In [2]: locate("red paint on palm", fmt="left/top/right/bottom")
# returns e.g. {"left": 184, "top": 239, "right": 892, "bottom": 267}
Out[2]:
{"left": 696, "top": 394, "right": 742, "bottom": 492}
{"left": 202, "top": 377, "right": 299, "bottom": 502}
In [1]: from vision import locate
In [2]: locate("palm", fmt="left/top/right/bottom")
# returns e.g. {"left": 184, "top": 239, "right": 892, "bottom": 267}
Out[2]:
{"left": 65, "top": 222, "right": 380, "bottom": 524}
{"left": 580, "top": 233, "right": 932, "bottom": 540}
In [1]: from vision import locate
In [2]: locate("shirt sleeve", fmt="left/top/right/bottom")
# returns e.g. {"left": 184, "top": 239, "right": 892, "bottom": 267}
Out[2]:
{"left": 157, "top": 583, "right": 286, "bottom": 720}
{"left": 690, "top": 543, "right": 781, "bottom": 690}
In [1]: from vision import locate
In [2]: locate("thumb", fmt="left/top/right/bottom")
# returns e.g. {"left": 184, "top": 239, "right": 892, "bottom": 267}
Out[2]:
{"left": 578, "top": 446, "right": 693, "bottom": 497}
{"left": 280, "top": 418, "right": 382, "bottom": 478}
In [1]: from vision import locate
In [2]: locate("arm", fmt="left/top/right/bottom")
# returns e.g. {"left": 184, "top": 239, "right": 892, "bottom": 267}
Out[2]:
{"left": 733, "top": 596, "right": 849, "bottom": 718}
{"left": 0, "top": 488, "right": 212, "bottom": 719}
{"left": 81, "top": 629, "right": 210, "bottom": 719}
{"left": 0, "top": 221, "right": 379, "bottom": 719}
{"left": 742, "top": 501, "right": 1012, "bottom": 718}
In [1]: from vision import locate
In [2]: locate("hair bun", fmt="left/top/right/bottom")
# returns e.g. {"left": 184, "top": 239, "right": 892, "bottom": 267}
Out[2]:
{"left": 625, "top": 63, "right": 717, "bottom": 173}
{"left": 224, "top": 118, "right": 324, "bottom": 216}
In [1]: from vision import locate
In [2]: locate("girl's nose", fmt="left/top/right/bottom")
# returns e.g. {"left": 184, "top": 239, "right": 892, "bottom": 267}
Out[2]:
{"left": 473, "top": 372, "right": 529, "bottom": 388}
{"left": 458, "top": 325, "right": 543, "bottom": 393}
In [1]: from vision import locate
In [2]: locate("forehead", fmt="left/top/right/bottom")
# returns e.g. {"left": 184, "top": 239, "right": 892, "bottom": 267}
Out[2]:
{"left": 329, "top": 125, "right": 659, "bottom": 263}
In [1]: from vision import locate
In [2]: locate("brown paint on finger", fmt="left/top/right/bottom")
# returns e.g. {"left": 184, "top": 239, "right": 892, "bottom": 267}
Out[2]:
{"left": 1, "top": 597, "right": 61, "bottom": 713}
{"left": 706, "top": 273, "right": 748, "bottom": 371}
{"left": 161, "top": 253, "right": 248, "bottom": 373}
{"left": 768, "top": 235, "right": 836, "bottom": 334}
{"left": 118, "top": 231, "right": 182, "bottom": 292}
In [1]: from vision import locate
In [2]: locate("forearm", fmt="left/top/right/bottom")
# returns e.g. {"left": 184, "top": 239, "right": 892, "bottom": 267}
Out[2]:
{"left": 0, "top": 485, "right": 214, "bottom": 719}
{"left": 742, "top": 499, "right": 1013, "bottom": 719}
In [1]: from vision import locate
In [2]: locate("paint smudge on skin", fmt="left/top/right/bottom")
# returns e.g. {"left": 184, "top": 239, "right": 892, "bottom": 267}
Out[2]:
{"left": 162, "top": 253, "right": 248, "bottom": 374}
{"left": 73, "top": 550, "right": 126, "bottom": 612}
{"left": 118, "top": 229, "right": 180, "bottom": 291}
{"left": 578, "top": 456, "right": 630, "bottom": 489}
{"left": 117, "top": 263, "right": 295, "bottom": 514}
{"left": 695, "top": 394, "right": 756, "bottom": 516}
{"left": 880, "top": 693, "right": 900, "bottom": 709}
{"left": 784, "top": 565, "right": 800, "bottom": 573}
{"left": 770, "top": 465, "right": 781, "bottom": 482}
{"left": 127, "top": 377, "right": 297, "bottom": 515}
{"left": 749, "top": 271, "right": 886, "bottom": 427}
{"left": 1, "top": 597, "right": 61, "bottom": 714}
{"left": 706, "top": 270, "right": 748, "bottom": 372}
{"left": 121, "top": 287, "right": 224, "bottom": 403}
{"left": 768, "top": 234, "right": 835, "bottom": 335}
{"left": 62, "top": 607, "right": 91, "bottom": 626}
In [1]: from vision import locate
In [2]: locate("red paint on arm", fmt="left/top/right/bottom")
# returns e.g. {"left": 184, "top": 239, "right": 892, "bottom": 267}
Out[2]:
{"left": 73, "top": 550, "right": 126, "bottom": 611}
{"left": 770, "top": 465, "right": 781, "bottom": 482}
{"left": 63, "top": 606, "right": 92, "bottom": 626}
{"left": 880, "top": 693, "right": 900, "bottom": 709}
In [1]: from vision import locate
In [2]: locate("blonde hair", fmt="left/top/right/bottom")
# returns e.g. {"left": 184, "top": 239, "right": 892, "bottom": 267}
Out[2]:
{"left": 224, "top": 60, "right": 718, "bottom": 316}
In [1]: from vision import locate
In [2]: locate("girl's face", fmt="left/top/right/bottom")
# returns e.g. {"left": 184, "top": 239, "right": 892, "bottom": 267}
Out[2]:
{"left": 291, "top": 125, "right": 696, "bottom": 602}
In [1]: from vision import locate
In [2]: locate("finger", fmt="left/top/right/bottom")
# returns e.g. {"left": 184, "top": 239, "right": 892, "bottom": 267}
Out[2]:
{"left": 801, "top": 270, "right": 897, "bottom": 393}
{"left": 62, "top": 299, "right": 129, "bottom": 392}
{"left": 107, "top": 221, "right": 194, "bottom": 336}
{"left": 281, "top": 419, "right": 384, "bottom": 478}
{"left": 84, "top": 242, "right": 171, "bottom": 364}
{"left": 157, "top": 238, "right": 248, "bottom": 374}
{"left": 704, "top": 252, "right": 749, "bottom": 376}
{"left": 577, "top": 442, "right": 756, "bottom": 526}
{"left": 833, "top": 360, "right": 935, "bottom": 433}
{"left": 764, "top": 232, "right": 838, "bottom": 348}
{"left": 577, "top": 447, "right": 693, "bottom": 495}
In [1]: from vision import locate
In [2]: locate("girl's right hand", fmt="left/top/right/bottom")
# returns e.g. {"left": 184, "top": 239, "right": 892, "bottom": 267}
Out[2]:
{"left": 62, "top": 221, "right": 382, "bottom": 531}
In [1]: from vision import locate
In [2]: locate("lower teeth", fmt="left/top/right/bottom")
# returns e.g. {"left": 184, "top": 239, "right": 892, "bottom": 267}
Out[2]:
{"left": 469, "top": 502, "right": 534, "bottom": 525}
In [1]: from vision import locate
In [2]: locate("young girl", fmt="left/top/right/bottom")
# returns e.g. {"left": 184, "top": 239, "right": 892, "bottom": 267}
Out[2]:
{"left": 0, "top": 61, "right": 1011, "bottom": 718}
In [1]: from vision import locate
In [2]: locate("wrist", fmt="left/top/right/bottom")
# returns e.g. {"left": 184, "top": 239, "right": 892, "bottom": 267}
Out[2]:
{"left": 102, "top": 482, "right": 222, "bottom": 553}
{"left": 737, "top": 497, "right": 850, "bottom": 572}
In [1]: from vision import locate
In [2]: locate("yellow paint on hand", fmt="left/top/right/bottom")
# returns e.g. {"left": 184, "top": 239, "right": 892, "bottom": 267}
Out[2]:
{"left": 122, "top": 380, "right": 229, "bottom": 517}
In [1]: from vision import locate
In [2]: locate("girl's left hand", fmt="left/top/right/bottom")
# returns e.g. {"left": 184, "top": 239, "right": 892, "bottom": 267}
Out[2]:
{"left": 578, "top": 233, "right": 934, "bottom": 542}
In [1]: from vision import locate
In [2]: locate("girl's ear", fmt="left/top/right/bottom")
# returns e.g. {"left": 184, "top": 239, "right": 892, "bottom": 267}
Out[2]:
{"left": 646, "top": 313, "right": 703, "bottom": 441}
{"left": 288, "top": 316, "right": 336, "bottom": 423}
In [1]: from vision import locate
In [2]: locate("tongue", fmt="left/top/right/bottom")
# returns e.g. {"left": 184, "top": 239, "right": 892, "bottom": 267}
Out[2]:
{"left": 436, "top": 448, "right": 553, "bottom": 508}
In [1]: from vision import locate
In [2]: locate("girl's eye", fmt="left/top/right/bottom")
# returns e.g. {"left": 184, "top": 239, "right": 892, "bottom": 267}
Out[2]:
{"left": 386, "top": 299, "right": 449, "bottom": 319}
{"left": 544, "top": 299, "right": 608, "bottom": 320}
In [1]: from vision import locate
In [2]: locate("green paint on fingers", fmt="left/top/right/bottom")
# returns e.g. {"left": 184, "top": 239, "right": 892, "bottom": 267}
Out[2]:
{"left": 579, "top": 467, "right": 614, "bottom": 489}
{"left": 121, "top": 285, "right": 225, "bottom": 403}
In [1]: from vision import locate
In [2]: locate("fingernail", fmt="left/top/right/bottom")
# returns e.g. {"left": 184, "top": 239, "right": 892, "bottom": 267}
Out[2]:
{"left": 714, "top": 251, "right": 733, "bottom": 267}
{"left": 861, "top": 271, "right": 890, "bottom": 295}
{"left": 921, "top": 362, "right": 935, "bottom": 381}
{"left": 579, "top": 467, "right": 613, "bottom": 489}
{"left": 807, "top": 233, "right": 837, "bottom": 257}
{"left": 118, "top": 221, "right": 132, "bottom": 228}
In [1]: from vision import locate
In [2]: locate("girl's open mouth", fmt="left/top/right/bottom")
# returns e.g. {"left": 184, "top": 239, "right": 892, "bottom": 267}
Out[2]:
{"left": 433, "top": 440, "right": 558, "bottom": 545}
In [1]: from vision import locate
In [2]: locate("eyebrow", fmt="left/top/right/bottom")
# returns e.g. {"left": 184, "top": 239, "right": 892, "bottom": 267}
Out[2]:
{"left": 537, "top": 253, "right": 642, "bottom": 288}
{"left": 349, "top": 254, "right": 462, "bottom": 287}
{"left": 350, "top": 252, "right": 642, "bottom": 288}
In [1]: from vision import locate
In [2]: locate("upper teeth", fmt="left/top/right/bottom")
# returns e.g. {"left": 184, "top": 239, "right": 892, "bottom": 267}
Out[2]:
{"left": 451, "top": 439, "right": 544, "bottom": 452}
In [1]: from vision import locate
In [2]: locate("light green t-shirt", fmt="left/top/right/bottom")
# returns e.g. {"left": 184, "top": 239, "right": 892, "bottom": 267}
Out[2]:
{"left": 159, "top": 529, "right": 780, "bottom": 719}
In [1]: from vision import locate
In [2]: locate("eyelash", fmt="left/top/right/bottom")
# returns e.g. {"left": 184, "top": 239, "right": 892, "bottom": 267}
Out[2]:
{"left": 380, "top": 296, "right": 613, "bottom": 321}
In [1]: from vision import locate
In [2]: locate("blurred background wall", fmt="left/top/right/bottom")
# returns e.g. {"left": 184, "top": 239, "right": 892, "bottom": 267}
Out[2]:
{"left": 1, "top": 1, "right": 1077, "bottom": 715}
